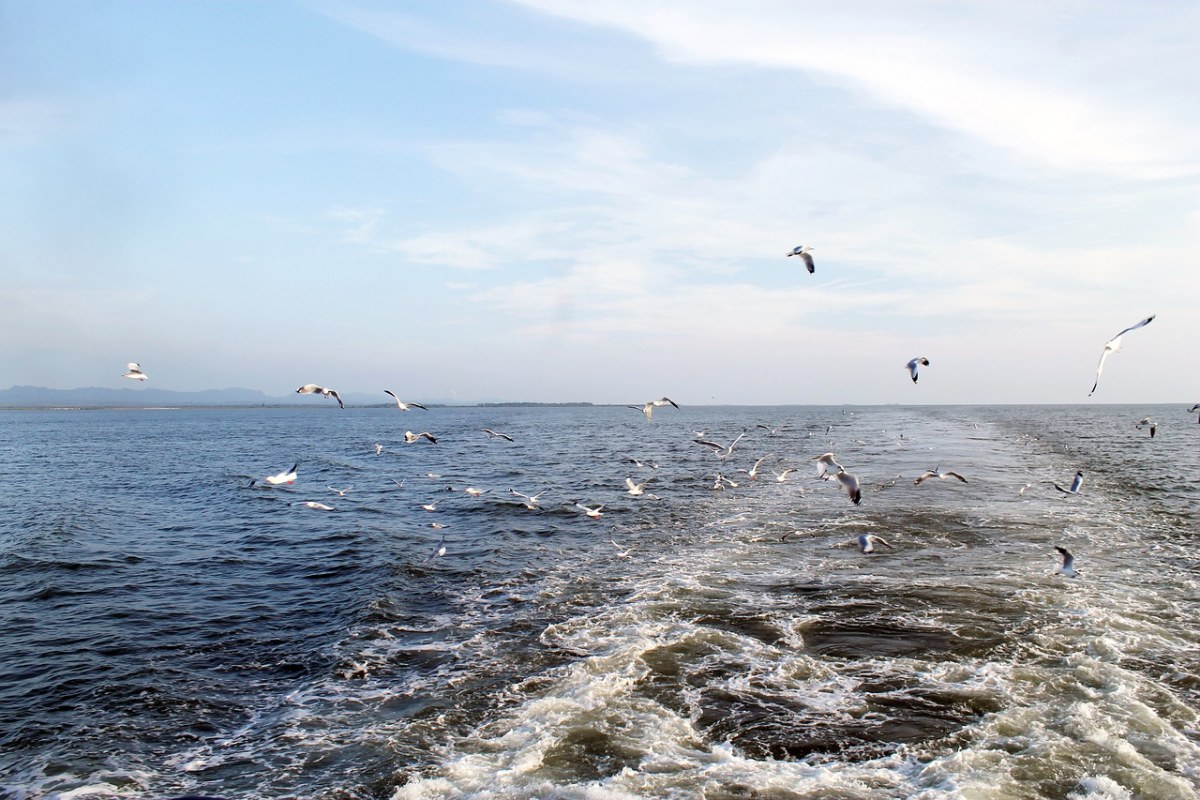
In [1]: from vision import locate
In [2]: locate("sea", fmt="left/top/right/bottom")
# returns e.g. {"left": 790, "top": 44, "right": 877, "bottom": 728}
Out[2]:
{"left": 1, "top": 404, "right": 1197, "bottom": 800}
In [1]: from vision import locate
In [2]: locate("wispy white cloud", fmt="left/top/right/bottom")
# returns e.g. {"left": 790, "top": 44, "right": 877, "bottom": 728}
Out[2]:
{"left": 507, "top": 0, "right": 1200, "bottom": 179}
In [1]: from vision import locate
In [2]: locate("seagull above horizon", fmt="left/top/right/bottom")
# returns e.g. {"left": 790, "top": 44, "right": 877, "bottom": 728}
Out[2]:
{"left": 404, "top": 431, "right": 437, "bottom": 444}
{"left": 1052, "top": 470, "right": 1084, "bottom": 495}
{"left": 296, "top": 384, "right": 344, "bottom": 409}
{"left": 630, "top": 397, "right": 679, "bottom": 422}
{"left": 383, "top": 390, "right": 427, "bottom": 411}
{"left": 786, "top": 245, "right": 815, "bottom": 274}
{"left": 1189, "top": 403, "right": 1200, "bottom": 422}
{"left": 1054, "top": 546, "right": 1078, "bottom": 578}
{"left": 482, "top": 429, "right": 514, "bottom": 442}
{"left": 914, "top": 466, "right": 968, "bottom": 485}
{"left": 858, "top": 533, "right": 893, "bottom": 554}
{"left": 1135, "top": 417, "right": 1157, "bottom": 438}
{"left": 123, "top": 362, "right": 148, "bottom": 381}
{"left": 251, "top": 463, "right": 298, "bottom": 487}
{"left": 906, "top": 357, "right": 930, "bottom": 384}
{"left": 1088, "top": 315, "right": 1155, "bottom": 396}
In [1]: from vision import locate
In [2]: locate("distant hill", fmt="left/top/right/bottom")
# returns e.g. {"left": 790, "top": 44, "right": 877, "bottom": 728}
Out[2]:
{"left": 0, "top": 385, "right": 302, "bottom": 407}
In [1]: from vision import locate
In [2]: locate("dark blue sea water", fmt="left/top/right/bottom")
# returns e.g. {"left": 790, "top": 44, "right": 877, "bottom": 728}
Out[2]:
{"left": 1, "top": 405, "right": 1198, "bottom": 800}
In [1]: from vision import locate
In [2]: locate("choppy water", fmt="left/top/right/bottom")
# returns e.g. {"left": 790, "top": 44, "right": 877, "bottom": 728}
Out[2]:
{"left": 1, "top": 404, "right": 1198, "bottom": 800}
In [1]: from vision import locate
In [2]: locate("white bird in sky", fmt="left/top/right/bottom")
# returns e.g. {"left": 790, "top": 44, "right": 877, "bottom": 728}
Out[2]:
{"left": 1054, "top": 546, "right": 1078, "bottom": 578}
{"left": 383, "top": 390, "right": 427, "bottom": 411}
{"left": 253, "top": 462, "right": 298, "bottom": 486}
{"left": 296, "top": 383, "right": 344, "bottom": 409}
{"left": 696, "top": 432, "right": 746, "bottom": 461}
{"left": 835, "top": 470, "right": 863, "bottom": 505}
{"left": 123, "top": 362, "right": 148, "bottom": 381}
{"left": 1053, "top": 471, "right": 1084, "bottom": 495}
{"left": 858, "top": 533, "right": 893, "bottom": 554}
{"left": 574, "top": 502, "right": 605, "bottom": 519}
{"left": 510, "top": 488, "right": 549, "bottom": 509}
{"left": 786, "top": 244, "right": 815, "bottom": 274}
{"left": 482, "top": 429, "right": 514, "bottom": 442}
{"left": 1135, "top": 417, "right": 1157, "bottom": 438}
{"left": 1088, "top": 315, "right": 1155, "bottom": 396}
{"left": 631, "top": 397, "right": 679, "bottom": 421}
{"left": 906, "top": 357, "right": 930, "bottom": 384}
{"left": 914, "top": 467, "right": 968, "bottom": 485}
{"left": 811, "top": 452, "right": 843, "bottom": 480}
{"left": 404, "top": 431, "right": 437, "bottom": 444}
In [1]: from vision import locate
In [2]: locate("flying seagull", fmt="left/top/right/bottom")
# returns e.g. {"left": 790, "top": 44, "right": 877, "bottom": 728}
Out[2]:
{"left": 510, "top": 488, "right": 549, "bottom": 509}
{"left": 711, "top": 473, "right": 739, "bottom": 490}
{"left": 574, "top": 502, "right": 605, "bottom": 519}
{"left": 123, "top": 362, "right": 148, "bottom": 381}
{"left": 858, "top": 533, "right": 893, "bottom": 554}
{"left": 811, "top": 452, "right": 843, "bottom": 480}
{"left": 1054, "top": 546, "right": 1078, "bottom": 578}
{"left": 251, "top": 462, "right": 298, "bottom": 487}
{"left": 696, "top": 432, "right": 746, "bottom": 461}
{"left": 1088, "top": 315, "right": 1155, "bottom": 396}
{"left": 327, "top": 486, "right": 351, "bottom": 496}
{"left": 835, "top": 469, "right": 862, "bottom": 505}
{"left": 914, "top": 466, "right": 968, "bottom": 485}
{"left": 482, "top": 429, "right": 514, "bottom": 442}
{"left": 1190, "top": 403, "right": 1200, "bottom": 423}
{"left": 773, "top": 468, "right": 798, "bottom": 483}
{"left": 404, "top": 431, "right": 437, "bottom": 444}
{"left": 741, "top": 453, "right": 774, "bottom": 481}
{"left": 1052, "top": 471, "right": 1084, "bottom": 495}
{"left": 296, "top": 384, "right": 344, "bottom": 409}
{"left": 786, "top": 245, "right": 815, "bottom": 274}
{"left": 906, "top": 357, "right": 930, "bottom": 384}
{"left": 609, "top": 538, "right": 633, "bottom": 559}
{"left": 624, "top": 477, "right": 659, "bottom": 499}
{"left": 630, "top": 397, "right": 679, "bottom": 422}
{"left": 1135, "top": 417, "right": 1157, "bottom": 438}
{"left": 383, "top": 391, "right": 427, "bottom": 411}
{"left": 424, "top": 535, "right": 447, "bottom": 562}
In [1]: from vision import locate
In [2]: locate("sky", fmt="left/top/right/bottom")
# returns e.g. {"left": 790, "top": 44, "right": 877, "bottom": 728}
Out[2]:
{"left": 2, "top": 0, "right": 1197, "bottom": 405}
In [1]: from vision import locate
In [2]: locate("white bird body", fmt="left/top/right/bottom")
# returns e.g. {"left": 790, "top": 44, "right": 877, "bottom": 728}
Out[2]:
{"left": 835, "top": 469, "right": 862, "bottom": 505}
{"left": 424, "top": 535, "right": 447, "bottom": 562}
{"left": 383, "top": 390, "right": 427, "bottom": 411}
{"left": 610, "top": 538, "right": 632, "bottom": 559}
{"left": 1054, "top": 546, "right": 1078, "bottom": 578}
{"left": 696, "top": 432, "right": 746, "bottom": 461}
{"left": 742, "top": 454, "right": 773, "bottom": 481}
{"left": 462, "top": 487, "right": 488, "bottom": 497}
{"left": 914, "top": 467, "right": 968, "bottom": 485}
{"left": 482, "top": 429, "right": 514, "bottom": 442}
{"left": 123, "top": 362, "right": 148, "bottom": 381}
{"left": 327, "top": 486, "right": 350, "bottom": 496}
{"left": 625, "top": 477, "right": 652, "bottom": 496}
{"left": 786, "top": 245, "right": 815, "bottom": 274}
{"left": 575, "top": 502, "right": 604, "bottom": 519}
{"left": 404, "top": 431, "right": 438, "bottom": 444}
{"left": 296, "top": 383, "right": 344, "bottom": 409}
{"left": 1089, "top": 315, "right": 1155, "bottom": 396}
{"left": 510, "top": 488, "right": 548, "bottom": 509}
{"left": 632, "top": 397, "right": 679, "bottom": 421}
{"left": 304, "top": 501, "right": 334, "bottom": 511}
{"left": 858, "top": 533, "right": 893, "bottom": 553}
{"left": 258, "top": 463, "right": 298, "bottom": 486}
{"left": 1135, "top": 417, "right": 1157, "bottom": 438}
{"left": 773, "top": 468, "right": 798, "bottom": 483}
{"left": 906, "top": 357, "right": 930, "bottom": 384}
{"left": 374, "top": 443, "right": 383, "bottom": 456}
{"left": 811, "top": 452, "right": 843, "bottom": 480}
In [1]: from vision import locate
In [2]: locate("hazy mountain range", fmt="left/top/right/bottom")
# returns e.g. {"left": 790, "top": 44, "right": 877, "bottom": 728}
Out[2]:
{"left": 0, "top": 385, "right": 415, "bottom": 407}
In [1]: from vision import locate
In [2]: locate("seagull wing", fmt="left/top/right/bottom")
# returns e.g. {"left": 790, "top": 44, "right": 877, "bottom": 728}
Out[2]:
{"left": 384, "top": 389, "right": 399, "bottom": 405}
{"left": 914, "top": 471, "right": 936, "bottom": 485}
{"left": 1112, "top": 315, "right": 1155, "bottom": 339}
{"left": 944, "top": 471, "right": 968, "bottom": 483}
{"left": 800, "top": 251, "right": 815, "bottom": 274}
{"left": 329, "top": 389, "right": 344, "bottom": 409}
{"left": 1089, "top": 347, "right": 1113, "bottom": 396}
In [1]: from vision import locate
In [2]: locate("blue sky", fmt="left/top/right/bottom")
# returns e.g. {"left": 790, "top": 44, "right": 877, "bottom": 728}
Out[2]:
{"left": 2, "top": 1, "right": 1197, "bottom": 404}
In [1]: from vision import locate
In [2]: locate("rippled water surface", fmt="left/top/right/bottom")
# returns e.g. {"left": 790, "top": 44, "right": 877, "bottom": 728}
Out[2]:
{"left": 1, "top": 404, "right": 1198, "bottom": 800}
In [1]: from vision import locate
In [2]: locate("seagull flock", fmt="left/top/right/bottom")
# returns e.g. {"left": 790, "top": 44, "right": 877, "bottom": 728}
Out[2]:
{"left": 126, "top": 306, "right": 1175, "bottom": 574}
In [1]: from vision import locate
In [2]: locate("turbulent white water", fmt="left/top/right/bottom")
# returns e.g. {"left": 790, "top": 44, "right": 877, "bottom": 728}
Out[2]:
{"left": 1, "top": 405, "right": 1197, "bottom": 799}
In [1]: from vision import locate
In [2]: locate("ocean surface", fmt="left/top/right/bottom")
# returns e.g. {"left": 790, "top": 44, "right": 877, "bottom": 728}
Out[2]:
{"left": 1, "top": 404, "right": 1198, "bottom": 800}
